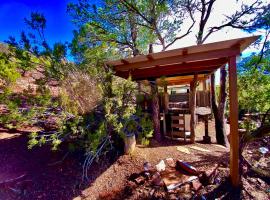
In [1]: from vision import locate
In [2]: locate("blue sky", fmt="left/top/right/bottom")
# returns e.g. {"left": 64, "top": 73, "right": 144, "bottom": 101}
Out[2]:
{"left": 0, "top": 0, "right": 77, "bottom": 45}
{"left": 0, "top": 0, "right": 260, "bottom": 54}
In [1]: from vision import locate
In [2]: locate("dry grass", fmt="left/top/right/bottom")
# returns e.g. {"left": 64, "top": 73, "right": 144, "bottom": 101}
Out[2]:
{"left": 60, "top": 70, "right": 102, "bottom": 115}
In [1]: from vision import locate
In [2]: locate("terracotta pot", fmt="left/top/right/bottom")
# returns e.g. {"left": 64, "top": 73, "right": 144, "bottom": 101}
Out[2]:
{"left": 124, "top": 135, "right": 136, "bottom": 154}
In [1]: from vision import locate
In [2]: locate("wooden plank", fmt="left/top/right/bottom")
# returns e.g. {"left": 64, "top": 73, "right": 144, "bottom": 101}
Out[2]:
{"left": 116, "top": 58, "right": 227, "bottom": 77}
{"left": 121, "top": 59, "right": 129, "bottom": 64}
{"left": 228, "top": 56, "right": 240, "bottom": 187}
{"left": 114, "top": 48, "right": 239, "bottom": 71}
{"left": 159, "top": 75, "right": 209, "bottom": 86}
{"left": 171, "top": 131, "right": 187, "bottom": 137}
{"left": 172, "top": 124, "right": 185, "bottom": 128}
{"left": 171, "top": 116, "right": 185, "bottom": 120}
{"left": 116, "top": 60, "right": 225, "bottom": 79}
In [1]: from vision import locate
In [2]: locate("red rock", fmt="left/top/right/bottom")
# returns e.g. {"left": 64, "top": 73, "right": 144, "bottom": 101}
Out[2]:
{"left": 134, "top": 176, "right": 145, "bottom": 185}
{"left": 192, "top": 179, "right": 202, "bottom": 191}
{"left": 151, "top": 172, "right": 164, "bottom": 186}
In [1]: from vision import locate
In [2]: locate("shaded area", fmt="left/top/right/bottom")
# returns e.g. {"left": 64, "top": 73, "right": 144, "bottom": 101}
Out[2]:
{"left": 0, "top": 127, "right": 117, "bottom": 200}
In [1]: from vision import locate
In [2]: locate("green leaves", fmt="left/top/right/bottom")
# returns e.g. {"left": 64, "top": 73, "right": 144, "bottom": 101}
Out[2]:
{"left": 0, "top": 52, "right": 21, "bottom": 84}
{"left": 238, "top": 52, "right": 270, "bottom": 113}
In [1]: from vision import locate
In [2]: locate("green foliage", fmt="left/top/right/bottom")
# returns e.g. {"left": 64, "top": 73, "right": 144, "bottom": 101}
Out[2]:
{"left": 137, "top": 110, "right": 154, "bottom": 146}
{"left": 238, "top": 53, "right": 270, "bottom": 113}
{"left": 0, "top": 52, "right": 21, "bottom": 85}
{"left": 239, "top": 118, "right": 258, "bottom": 133}
{"left": 103, "top": 76, "right": 137, "bottom": 137}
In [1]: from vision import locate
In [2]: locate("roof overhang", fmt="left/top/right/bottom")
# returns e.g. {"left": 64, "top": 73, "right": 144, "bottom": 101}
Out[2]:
{"left": 106, "top": 35, "right": 259, "bottom": 81}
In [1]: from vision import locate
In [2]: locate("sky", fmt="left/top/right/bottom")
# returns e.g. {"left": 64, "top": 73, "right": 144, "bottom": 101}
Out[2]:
{"left": 0, "top": 0, "right": 76, "bottom": 45}
{"left": 0, "top": 0, "right": 266, "bottom": 85}
{"left": 155, "top": 0, "right": 266, "bottom": 54}
{"left": 0, "top": 0, "right": 265, "bottom": 53}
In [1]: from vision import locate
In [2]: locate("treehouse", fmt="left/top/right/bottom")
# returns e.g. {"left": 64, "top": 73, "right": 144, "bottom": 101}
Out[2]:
{"left": 107, "top": 35, "right": 259, "bottom": 187}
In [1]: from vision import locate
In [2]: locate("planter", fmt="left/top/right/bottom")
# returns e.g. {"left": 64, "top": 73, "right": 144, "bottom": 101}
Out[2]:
{"left": 124, "top": 134, "right": 136, "bottom": 154}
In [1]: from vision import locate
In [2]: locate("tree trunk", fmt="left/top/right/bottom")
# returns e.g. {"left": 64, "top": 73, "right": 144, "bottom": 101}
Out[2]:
{"left": 211, "top": 68, "right": 229, "bottom": 147}
{"left": 190, "top": 75, "right": 197, "bottom": 143}
{"left": 151, "top": 82, "right": 161, "bottom": 142}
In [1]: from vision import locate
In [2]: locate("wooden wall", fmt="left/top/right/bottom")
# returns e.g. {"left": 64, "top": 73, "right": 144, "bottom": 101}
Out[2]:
{"left": 167, "top": 91, "right": 210, "bottom": 107}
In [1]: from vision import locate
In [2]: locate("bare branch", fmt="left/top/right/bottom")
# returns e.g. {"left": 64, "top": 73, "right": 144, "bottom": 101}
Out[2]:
{"left": 164, "top": 19, "right": 195, "bottom": 50}
{"left": 119, "top": 0, "right": 152, "bottom": 25}
{"left": 202, "top": 0, "right": 263, "bottom": 43}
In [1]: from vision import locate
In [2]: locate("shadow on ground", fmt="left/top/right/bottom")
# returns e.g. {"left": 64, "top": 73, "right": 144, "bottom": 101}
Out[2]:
{"left": 0, "top": 127, "right": 116, "bottom": 200}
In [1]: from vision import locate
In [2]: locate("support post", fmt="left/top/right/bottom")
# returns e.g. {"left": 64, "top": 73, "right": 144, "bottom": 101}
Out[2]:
{"left": 164, "top": 85, "right": 169, "bottom": 114}
{"left": 163, "top": 85, "right": 169, "bottom": 136}
{"left": 228, "top": 56, "right": 240, "bottom": 187}
{"left": 190, "top": 74, "right": 198, "bottom": 143}
{"left": 203, "top": 80, "right": 207, "bottom": 91}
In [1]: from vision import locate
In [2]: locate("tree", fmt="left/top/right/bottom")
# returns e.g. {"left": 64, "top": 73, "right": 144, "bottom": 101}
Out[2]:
{"left": 68, "top": 0, "right": 195, "bottom": 141}
{"left": 68, "top": 0, "right": 146, "bottom": 57}
{"left": 176, "top": 0, "right": 268, "bottom": 146}
{"left": 238, "top": 52, "right": 270, "bottom": 114}
{"left": 118, "top": 0, "right": 195, "bottom": 51}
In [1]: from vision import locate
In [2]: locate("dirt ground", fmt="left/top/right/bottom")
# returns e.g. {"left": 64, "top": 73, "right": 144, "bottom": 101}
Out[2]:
{"left": 0, "top": 120, "right": 269, "bottom": 200}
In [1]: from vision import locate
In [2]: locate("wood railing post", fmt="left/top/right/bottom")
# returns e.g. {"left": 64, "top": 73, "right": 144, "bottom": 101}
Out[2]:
{"left": 228, "top": 56, "right": 240, "bottom": 187}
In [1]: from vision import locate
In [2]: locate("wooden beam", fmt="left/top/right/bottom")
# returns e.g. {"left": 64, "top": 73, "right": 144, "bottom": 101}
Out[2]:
{"left": 146, "top": 55, "right": 154, "bottom": 60}
{"left": 116, "top": 58, "right": 227, "bottom": 79}
{"left": 114, "top": 47, "right": 239, "bottom": 71}
{"left": 228, "top": 56, "right": 240, "bottom": 187}
{"left": 120, "top": 59, "right": 129, "bottom": 64}
{"left": 162, "top": 76, "right": 208, "bottom": 86}
{"left": 190, "top": 74, "right": 198, "bottom": 143}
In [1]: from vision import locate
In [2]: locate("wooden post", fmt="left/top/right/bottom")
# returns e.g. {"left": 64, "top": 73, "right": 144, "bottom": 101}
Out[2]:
{"left": 151, "top": 81, "right": 161, "bottom": 142}
{"left": 163, "top": 85, "right": 169, "bottom": 136}
{"left": 228, "top": 56, "right": 240, "bottom": 187}
{"left": 203, "top": 80, "right": 207, "bottom": 91}
{"left": 138, "top": 81, "right": 142, "bottom": 93}
{"left": 164, "top": 85, "right": 169, "bottom": 114}
{"left": 190, "top": 74, "right": 198, "bottom": 143}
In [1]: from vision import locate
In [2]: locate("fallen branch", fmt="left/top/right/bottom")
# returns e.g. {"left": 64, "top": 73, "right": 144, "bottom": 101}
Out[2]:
{"left": 0, "top": 174, "right": 26, "bottom": 186}
{"left": 47, "top": 152, "right": 69, "bottom": 166}
{"left": 82, "top": 136, "right": 112, "bottom": 181}
{"left": 242, "top": 157, "right": 270, "bottom": 178}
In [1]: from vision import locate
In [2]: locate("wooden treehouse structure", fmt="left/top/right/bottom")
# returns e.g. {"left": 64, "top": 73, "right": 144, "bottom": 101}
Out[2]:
{"left": 107, "top": 35, "right": 259, "bottom": 187}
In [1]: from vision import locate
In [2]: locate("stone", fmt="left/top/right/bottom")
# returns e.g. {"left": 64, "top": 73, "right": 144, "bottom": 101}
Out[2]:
{"left": 257, "top": 178, "right": 266, "bottom": 187}
{"left": 192, "top": 179, "right": 202, "bottom": 191}
{"left": 156, "top": 160, "right": 166, "bottom": 172}
{"left": 143, "top": 162, "right": 152, "bottom": 171}
{"left": 134, "top": 176, "right": 145, "bottom": 185}
{"left": 151, "top": 172, "right": 164, "bottom": 186}
{"left": 73, "top": 197, "right": 82, "bottom": 200}
{"left": 165, "top": 158, "right": 175, "bottom": 167}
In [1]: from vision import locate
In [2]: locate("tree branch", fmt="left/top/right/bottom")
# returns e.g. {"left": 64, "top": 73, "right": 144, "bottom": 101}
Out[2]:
{"left": 164, "top": 19, "right": 195, "bottom": 49}
{"left": 119, "top": 0, "right": 152, "bottom": 25}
